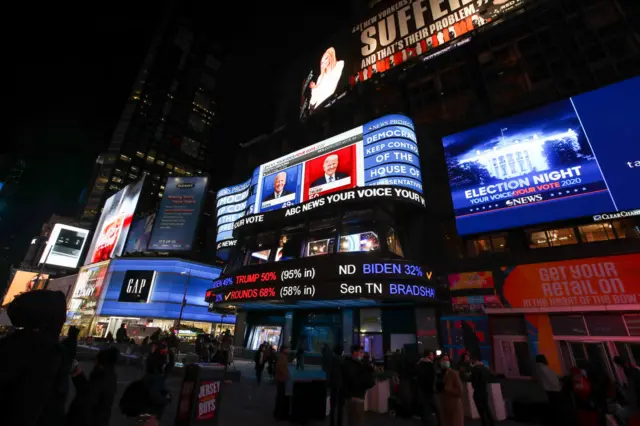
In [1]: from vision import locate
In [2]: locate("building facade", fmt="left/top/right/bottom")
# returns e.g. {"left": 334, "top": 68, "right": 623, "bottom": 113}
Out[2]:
{"left": 220, "top": 0, "right": 640, "bottom": 377}
{"left": 82, "top": 4, "right": 222, "bottom": 220}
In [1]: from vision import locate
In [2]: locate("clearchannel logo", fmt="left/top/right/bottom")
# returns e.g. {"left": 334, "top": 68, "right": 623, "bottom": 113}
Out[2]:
{"left": 593, "top": 209, "right": 640, "bottom": 222}
{"left": 505, "top": 194, "right": 543, "bottom": 207}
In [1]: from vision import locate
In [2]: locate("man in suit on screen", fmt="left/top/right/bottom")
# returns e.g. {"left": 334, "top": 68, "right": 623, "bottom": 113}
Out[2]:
{"left": 263, "top": 171, "right": 293, "bottom": 201}
{"left": 310, "top": 154, "right": 349, "bottom": 188}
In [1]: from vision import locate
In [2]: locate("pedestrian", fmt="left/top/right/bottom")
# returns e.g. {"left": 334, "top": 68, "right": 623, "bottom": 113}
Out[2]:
{"left": 255, "top": 344, "right": 267, "bottom": 384}
{"left": 105, "top": 332, "right": 114, "bottom": 344}
{"left": 328, "top": 344, "right": 345, "bottom": 426}
{"left": 416, "top": 349, "right": 440, "bottom": 426}
{"left": 274, "top": 345, "right": 291, "bottom": 420}
{"left": 342, "top": 344, "right": 375, "bottom": 426}
{"left": 296, "top": 346, "right": 305, "bottom": 371}
{"left": 535, "top": 354, "right": 563, "bottom": 425}
{"left": 438, "top": 354, "right": 464, "bottom": 426}
{"left": 67, "top": 347, "right": 119, "bottom": 426}
{"left": 456, "top": 350, "right": 472, "bottom": 382}
{"left": 0, "top": 290, "right": 70, "bottom": 426}
{"left": 470, "top": 357, "right": 494, "bottom": 426}
{"left": 116, "top": 323, "right": 128, "bottom": 343}
{"left": 142, "top": 345, "right": 172, "bottom": 421}
{"left": 614, "top": 355, "right": 640, "bottom": 421}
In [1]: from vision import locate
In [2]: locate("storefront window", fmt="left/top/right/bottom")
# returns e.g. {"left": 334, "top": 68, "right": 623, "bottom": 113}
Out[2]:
{"left": 529, "top": 231, "right": 550, "bottom": 248}
{"left": 248, "top": 249, "right": 270, "bottom": 265}
{"left": 306, "top": 238, "right": 335, "bottom": 257}
{"left": 386, "top": 227, "right": 404, "bottom": 257}
{"left": 467, "top": 233, "right": 507, "bottom": 257}
{"left": 614, "top": 219, "right": 640, "bottom": 239}
{"left": 547, "top": 228, "right": 578, "bottom": 247}
{"left": 339, "top": 231, "right": 379, "bottom": 253}
{"left": 247, "top": 325, "right": 282, "bottom": 350}
{"left": 579, "top": 223, "right": 616, "bottom": 242}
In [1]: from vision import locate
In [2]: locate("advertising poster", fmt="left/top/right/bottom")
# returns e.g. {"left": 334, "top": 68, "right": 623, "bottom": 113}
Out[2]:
{"left": 149, "top": 177, "right": 208, "bottom": 251}
{"left": 494, "top": 254, "right": 640, "bottom": 309}
{"left": 196, "top": 381, "right": 220, "bottom": 421}
{"left": 1, "top": 271, "right": 49, "bottom": 306}
{"left": 39, "top": 224, "right": 89, "bottom": 269}
{"left": 118, "top": 270, "right": 156, "bottom": 303}
{"left": 124, "top": 214, "right": 156, "bottom": 254}
{"left": 84, "top": 179, "right": 145, "bottom": 264}
{"left": 440, "top": 315, "right": 492, "bottom": 364}
{"left": 67, "top": 261, "right": 110, "bottom": 330}
{"left": 215, "top": 114, "right": 423, "bottom": 243}
{"left": 448, "top": 271, "right": 494, "bottom": 290}
{"left": 443, "top": 76, "right": 640, "bottom": 235}
{"left": 350, "top": 0, "right": 527, "bottom": 84}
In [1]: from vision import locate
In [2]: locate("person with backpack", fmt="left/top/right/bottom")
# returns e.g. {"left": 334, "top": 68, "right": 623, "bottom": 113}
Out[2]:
{"left": 0, "top": 290, "right": 70, "bottom": 426}
{"left": 120, "top": 344, "right": 171, "bottom": 423}
{"left": 67, "top": 347, "right": 119, "bottom": 426}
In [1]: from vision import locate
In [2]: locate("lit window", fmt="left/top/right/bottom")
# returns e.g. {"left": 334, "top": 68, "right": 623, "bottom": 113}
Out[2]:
{"left": 174, "top": 167, "right": 187, "bottom": 176}
{"left": 129, "top": 173, "right": 138, "bottom": 180}
{"left": 306, "top": 238, "right": 335, "bottom": 257}
{"left": 136, "top": 151, "right": 145, "bottom": 158}
{"left": 112, "top": 176, "right": 123, "bottom": 183}
{"left": 386, "top": 227, "right": 404, "bottom": 257}
{"left": 579, "top": 223, "right": 615, "bottom": 242}
{"left": 530, "top": 231, "right": 549, "bottom": 249}
{"left": 166, "top": 163, "right": 173, "bottom": 170}
{"left": 613, "top": 219, "right": 640, "bottom": 239}
{"left": 146, "top": 156, "right": 155, "bottom": 163}
{"left": 119, "top": 154, "right": 131, "bottom": 162}
{"left": 158, "top": 192, "right": 163, "bottom": 198}
{"left": 130, "top": 166, "right": 139, "bottom": 173}
{"left": 339, "top": 231, "right": 379, "bottom": 252}
{"left": 160, "top": 185, "right": 165, "bottom": 190}
{"left": 157, "top": 160, "right": 165, "bottom": 166}
{"left": 467, "top": 233, "right": 508, "bottom": 256}
{"left": 530, "top": 228, "right": 578, "bottom": 248}
{"left": 248, "top": 249, "right": 270, "bottom": 265}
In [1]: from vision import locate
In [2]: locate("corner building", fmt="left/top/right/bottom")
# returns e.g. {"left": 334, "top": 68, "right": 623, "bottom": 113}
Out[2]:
{"left": 217, "top": 0, "right": 640, "bottom": 383}
{"left": 208, "top": 115, "right": 443, "bottom": 358}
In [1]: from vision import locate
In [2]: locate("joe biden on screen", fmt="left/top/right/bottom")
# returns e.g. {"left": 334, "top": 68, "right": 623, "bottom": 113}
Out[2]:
{"left": 310, "top": 154, "right": 349, "bottom": 188}
{"left": 263, "top": 171, "right": 293, "bottom": 201}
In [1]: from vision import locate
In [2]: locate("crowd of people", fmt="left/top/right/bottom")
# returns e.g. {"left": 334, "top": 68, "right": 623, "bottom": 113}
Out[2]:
{"left": 0, "top": 289, "right": 176, "bottom": 426}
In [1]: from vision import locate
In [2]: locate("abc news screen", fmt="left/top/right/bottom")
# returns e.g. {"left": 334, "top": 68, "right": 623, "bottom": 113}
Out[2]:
{"left": 443, "top": 76, "right": 640, "bottom": 235}
{"left": 215, "top": 114, "right": 423, "bottom": 244}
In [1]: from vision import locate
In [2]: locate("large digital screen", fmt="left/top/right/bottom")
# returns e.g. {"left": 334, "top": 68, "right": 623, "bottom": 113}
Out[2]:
{"left": 85, "top": 179, "right": 144, "bottom": 264}
{"left": 1, "top": 271, "right": 49, "bottom": 306}
{"left": 215, "top": 179, "right": 252, "bottom": 247}
{"left": 148, "top": 177, "right": 208, "bottom": 251}
{"left": 124, "top": 214, "right": 155, "bottom": 254}
{"left": 443, "top": 76, "right": 640, "bottom": 235}
{"left": 38, "top": 224, "right": 89, "bottom": 269}
{"left": 215, "top": 114, "right": 424, "bottom": 243}
{"left": 351, "top": 0, "right": 527, "bottom": 84}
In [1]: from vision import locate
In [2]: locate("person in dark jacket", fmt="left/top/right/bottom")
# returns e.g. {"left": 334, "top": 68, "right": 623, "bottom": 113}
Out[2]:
{"left": 116, "top": 323, "right": 128, "bottom": 343}
{"left": 67, "top": 347, "right": 119, "bottom": 426}
{"left": 255, "top": 344, "right": 267, "bottom": 384}
{"left": 140, "top": 345, "right": 172, "bottom": 421}
{"left": 62, "top": 326, "right": 81, "bottom": 361}
{"left": 416, "top": 349, "right": 440, "bottom": 426}
{"left": 328, "top": 344, "right": 345, "bottom": 426}
{"left": 342, "top": 344, "right": 375, "bottom": 426}
{"left": 0, "top": 290, "right": 69, "bottom": 426}
{"left": 470, "top": 357, "right": 494, "bottom": 426}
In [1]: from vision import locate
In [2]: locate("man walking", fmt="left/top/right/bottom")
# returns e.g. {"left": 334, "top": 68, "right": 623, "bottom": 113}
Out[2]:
{"left": 342, "top": 344, "right": 375, "bottom": 426}
{"left": 416, "top": 349, "right": 440, "bottom": 426}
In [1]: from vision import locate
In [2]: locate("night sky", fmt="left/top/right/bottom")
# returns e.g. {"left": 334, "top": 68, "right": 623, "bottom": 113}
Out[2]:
{"left": 4, "top": 1, "right": 351, "bottom": 278}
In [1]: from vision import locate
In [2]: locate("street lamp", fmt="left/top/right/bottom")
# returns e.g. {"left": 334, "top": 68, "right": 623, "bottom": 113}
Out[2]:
{"left": 176, "top": 270, "right": 191, "bottom": 333}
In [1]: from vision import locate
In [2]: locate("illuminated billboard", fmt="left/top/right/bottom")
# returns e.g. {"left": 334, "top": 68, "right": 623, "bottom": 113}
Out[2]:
{"left": 38, "top": 224, "right": 89, "bottom": 269}
{"left": 148, "top": 177, "right": 208, "bottom": 251}
{"left": 84, "top": 179, "right": 144, "bottom": 264}
{"left": 124, "top": 214, "right": 156, "bottom": 254}
{"left": 443, "top": 76, "right": 640, "bottom": 235}
{"left": 1, "top": 271, "right": 49, "bottom": 306}
{"left": 215, "top": 114, "right": 424, "bottom": 243}
{"left": 351, "top": 0, "right": 527, "bottom": 83}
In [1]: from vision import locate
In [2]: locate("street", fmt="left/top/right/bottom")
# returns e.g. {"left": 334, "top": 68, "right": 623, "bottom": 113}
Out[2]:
{"left": 73, "top": 358, "right": 538, "bottom": 426}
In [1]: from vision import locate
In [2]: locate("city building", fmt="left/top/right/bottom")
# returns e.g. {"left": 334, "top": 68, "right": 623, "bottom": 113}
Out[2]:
{"left": 217, "top": 0, "right": 640, "bottom": 379}
{"left": 81, "top": 4, "right": 222, "bottom": 221}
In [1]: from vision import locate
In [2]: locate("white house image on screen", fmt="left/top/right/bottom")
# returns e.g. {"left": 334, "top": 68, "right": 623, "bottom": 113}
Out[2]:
{"left": 458, "top": 129, "right": 580, "bottom": 180}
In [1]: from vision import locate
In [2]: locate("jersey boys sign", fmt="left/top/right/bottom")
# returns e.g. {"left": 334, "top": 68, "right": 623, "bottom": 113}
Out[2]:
{"left": 118, "top": 270, "right": 156, "bottom": 303}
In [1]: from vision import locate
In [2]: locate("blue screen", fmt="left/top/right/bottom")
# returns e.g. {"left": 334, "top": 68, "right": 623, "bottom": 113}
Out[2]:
{"left": 98, "top": 259, "right": 234, "bottom": 323}
{"left": 148, "top": 177, "right": 208, "bottom": 251}
{"left": 443, "top": 76, "right": 640, "bottom": 235}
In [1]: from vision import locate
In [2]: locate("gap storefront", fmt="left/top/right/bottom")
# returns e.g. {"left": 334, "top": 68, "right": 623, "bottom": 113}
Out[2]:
{"left": 74, "top": 258, "right": 235, "bottom": 339}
